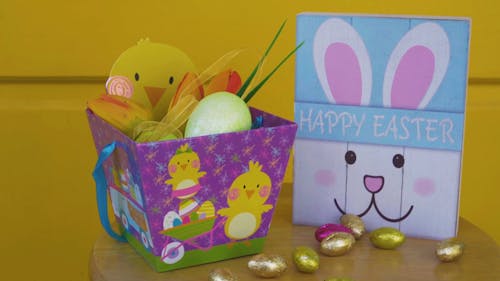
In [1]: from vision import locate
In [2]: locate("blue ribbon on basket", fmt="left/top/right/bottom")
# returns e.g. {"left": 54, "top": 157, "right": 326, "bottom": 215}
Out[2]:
{"left": 251, "top": 115, "right": 263, "bottom": 129}
{"left": 92, "top": 141, "right": 127, "bottom": 242}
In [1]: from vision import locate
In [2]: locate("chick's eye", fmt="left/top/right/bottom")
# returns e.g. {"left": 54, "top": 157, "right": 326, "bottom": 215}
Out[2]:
{"left": 243, "top": 185, "right": 246, "bottom": 189}
{"left": 393, "top": 154, "right": 405, "bottom": 168}
{"left": 257, "top": 184, "right": 260, "bottom": 188}
{"left": 134, "top": 73, "right": 140, "bottom": 81}
{"left": 345, "top": 150, "right": 356, "bottom": 165}
{"left": 169, "top": 76, "right": 174, "bottom": 85}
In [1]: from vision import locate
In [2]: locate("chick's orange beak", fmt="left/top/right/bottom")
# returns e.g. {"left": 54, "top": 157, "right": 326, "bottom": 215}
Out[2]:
{"left": 144, "top": 86, "right": 166, "bottom": 107}
{"left": 246, "top": 190, "right": 255, "bottom": 199}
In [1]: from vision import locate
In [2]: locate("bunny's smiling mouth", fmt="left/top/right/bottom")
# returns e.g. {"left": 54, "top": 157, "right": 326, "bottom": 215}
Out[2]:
{"left": 334, "top": 175, "right": 414, "bottom": 222}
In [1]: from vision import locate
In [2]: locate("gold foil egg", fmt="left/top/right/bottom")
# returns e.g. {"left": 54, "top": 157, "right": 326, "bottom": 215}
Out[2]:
{"left": 292, "top": 246, "right": 320, "bottom": 273}
{"left": 248, "top": 253, "right": 288, "bottom": 278}
{"left": 320, "top": 232, "right": 356, "bottom": 256}
{"left": 436, "top": 238, "right": 464, "bottom": 262}
{"left": 369, "top": 227, "right": 406, "bottom": 250}
{"left": 340, "top": 214, "right": 366, "bottom": 239}
{"left": 208, "top": 268, "right": 238, "bottom": 281}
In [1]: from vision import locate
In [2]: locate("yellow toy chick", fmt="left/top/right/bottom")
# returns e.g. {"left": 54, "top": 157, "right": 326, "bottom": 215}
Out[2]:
{"left": 165, "top": 144, "right": 214, "bottom": 224}
{"left": 218, "top": 161, "right": 273, "bottom": 241}
{"left": 107, "top": 39, "right": 196, "bottom": 121}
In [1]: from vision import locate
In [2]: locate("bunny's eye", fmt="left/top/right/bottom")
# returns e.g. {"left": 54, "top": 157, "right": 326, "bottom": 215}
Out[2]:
{"left": 393, "top": 154, "right": 405, "bottom": 168}
{"left": 345, "top": 150, "right": 356, "bottom": 165}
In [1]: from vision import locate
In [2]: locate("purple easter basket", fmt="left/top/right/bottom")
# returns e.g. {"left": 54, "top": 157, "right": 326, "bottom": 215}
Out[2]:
{"left": 87, "top": 107, "right": 297, "bottom": 272}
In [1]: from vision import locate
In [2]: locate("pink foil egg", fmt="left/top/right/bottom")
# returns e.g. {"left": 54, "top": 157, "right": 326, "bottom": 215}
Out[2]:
{"left": 315, "top": 224, "right": 353, "bottom": 242}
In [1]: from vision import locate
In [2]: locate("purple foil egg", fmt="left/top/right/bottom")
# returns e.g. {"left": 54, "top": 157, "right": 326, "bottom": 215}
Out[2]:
{"left": 315, "top": 224, "right": 354, "bottom": 242}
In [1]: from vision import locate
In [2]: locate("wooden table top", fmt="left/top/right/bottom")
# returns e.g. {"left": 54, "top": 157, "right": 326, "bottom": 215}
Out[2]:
{"left": 89, "top": 183, "right": 500, "bottom": 281}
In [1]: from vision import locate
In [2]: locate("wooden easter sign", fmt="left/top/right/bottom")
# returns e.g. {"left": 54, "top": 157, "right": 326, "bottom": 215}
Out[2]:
{"left": 293, "top": 13, "right": 470, "bottom": 240}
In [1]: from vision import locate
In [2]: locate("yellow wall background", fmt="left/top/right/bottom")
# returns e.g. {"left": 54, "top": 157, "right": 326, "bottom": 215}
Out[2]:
{"left": 0, "top": 1, "right": 498, "bottom": 280}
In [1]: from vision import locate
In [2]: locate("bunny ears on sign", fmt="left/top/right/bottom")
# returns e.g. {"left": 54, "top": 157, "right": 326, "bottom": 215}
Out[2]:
{"left": 313, "top": 18, "right": 450, "bottom": 110}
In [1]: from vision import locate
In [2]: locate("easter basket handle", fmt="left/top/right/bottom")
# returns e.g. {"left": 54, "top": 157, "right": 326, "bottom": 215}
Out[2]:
{"left": 92, "top": 141, "right": 127, "bottom": 242}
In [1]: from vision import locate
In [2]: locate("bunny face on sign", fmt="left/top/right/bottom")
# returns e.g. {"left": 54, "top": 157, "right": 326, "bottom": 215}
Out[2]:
{"left": 293, "top": 15, "right": 470, "bottom": 239}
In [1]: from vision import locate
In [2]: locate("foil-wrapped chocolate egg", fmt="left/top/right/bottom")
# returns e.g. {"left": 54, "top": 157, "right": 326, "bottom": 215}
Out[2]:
{"left": 369, "top": 227, "right": 405, "bottom": 250}
{"left": 340, "top": 214, "right": 366, "bottom": 239}
{"left": 320, "top": 232, "right": 356, "bottom": 256}
{"left": 315, "top": 224, "right": 354, "bottom": 242}
{"left": 208, "top": 268, "right": 238, "bottom": 281}
{"left": 292, "top": 246, "right": 319, "bottom": 273}
{"left": 248, "top": 253, "right": 288, "bottom": 278}
{"left": 436, "top": 238, "right": 464, "bottom": 262}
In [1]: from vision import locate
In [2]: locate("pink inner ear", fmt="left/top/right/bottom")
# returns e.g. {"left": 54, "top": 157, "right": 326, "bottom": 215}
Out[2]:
{"left": 325, "top": 43, "right": 362, "bottom": 105}
{"left": 391, "top": 46, "right": 435, "bottom": 109}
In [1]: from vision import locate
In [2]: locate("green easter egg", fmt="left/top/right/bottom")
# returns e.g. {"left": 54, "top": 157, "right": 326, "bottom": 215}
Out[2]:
{"left": 292, "top": 246, "right": 319, "bottom": 273}
{"left": 369, "top": 227, "right": 406, "bottom": 250}
{"left": 185, "top": 91, "right": 252, "bottom": 137}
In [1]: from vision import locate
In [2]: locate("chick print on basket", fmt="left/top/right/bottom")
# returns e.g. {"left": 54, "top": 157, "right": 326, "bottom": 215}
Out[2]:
{"left": 163, "top": 144, "right": 215, "bottom": 229}
{"left": 218, "top": 161, "right": 273, "bottom": 243}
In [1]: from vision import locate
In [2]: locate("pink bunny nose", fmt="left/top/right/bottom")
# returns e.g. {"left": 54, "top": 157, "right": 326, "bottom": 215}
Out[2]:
{"left": 364, "top": 175, "right": 385, "bottom": 193}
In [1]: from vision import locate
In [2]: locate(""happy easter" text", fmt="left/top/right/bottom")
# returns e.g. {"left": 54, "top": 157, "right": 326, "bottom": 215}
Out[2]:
{"left": 295, "top": 104, "right": 464, "bottom": 151}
